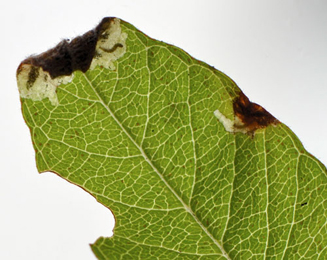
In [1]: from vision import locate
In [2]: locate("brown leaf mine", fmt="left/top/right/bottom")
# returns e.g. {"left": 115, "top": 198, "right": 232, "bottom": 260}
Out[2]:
{"left": 18, "top": 18, "right": 112, "bottom": 79}
{"left": 17, "top": 17, "right": 127, "bottom": 105}
{"left": 214, "top": 91, "right": 279, "bottom": 135}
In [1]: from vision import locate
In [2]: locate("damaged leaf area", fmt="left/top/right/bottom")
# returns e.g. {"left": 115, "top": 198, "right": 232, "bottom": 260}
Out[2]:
{"left": 214, "top": 92, "right": 279, "bottom": 135}
{"left": 17, "top": 17, "right": 327, "bottom": 259}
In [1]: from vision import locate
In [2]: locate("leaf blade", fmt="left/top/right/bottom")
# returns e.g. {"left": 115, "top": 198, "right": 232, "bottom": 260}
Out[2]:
{"left": 17, "top": 18, "right": 327, "bottom": 259}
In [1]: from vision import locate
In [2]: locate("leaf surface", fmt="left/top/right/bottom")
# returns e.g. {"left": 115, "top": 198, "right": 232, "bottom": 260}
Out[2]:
{"left": 17, "top": 18, "right": 327, "bottom": 259}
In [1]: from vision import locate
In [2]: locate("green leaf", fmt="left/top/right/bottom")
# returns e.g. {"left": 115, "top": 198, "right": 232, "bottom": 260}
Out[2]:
{"left": 17, "top": 17, "right": 327, "bottom": 259}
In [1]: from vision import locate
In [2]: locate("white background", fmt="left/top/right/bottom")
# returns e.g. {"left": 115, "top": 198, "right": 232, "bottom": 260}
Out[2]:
{"left": 1, "top": 1, "right": 327, "bottom": 259}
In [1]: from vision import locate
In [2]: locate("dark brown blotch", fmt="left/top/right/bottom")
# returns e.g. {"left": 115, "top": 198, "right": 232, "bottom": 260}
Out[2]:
{"left": 233, "top": 92, "right": 279, "bottom": 133}
{"left": 26, "top": 66, "right": 39, "bottom": 89}
{"left": 18, "top": 17, "right": 114, "bottom": 79}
